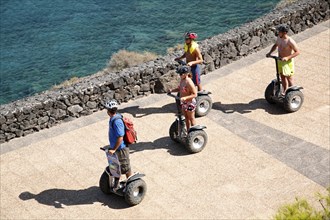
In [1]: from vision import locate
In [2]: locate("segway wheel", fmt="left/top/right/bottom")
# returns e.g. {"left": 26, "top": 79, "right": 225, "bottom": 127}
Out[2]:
{"left": 169, "top": 121, "right": 179, "bottom": 143}
{"left": 186, "top": 130, "right": 208, "bottom": 153}
{"left": 284, "top": 90, "right": 304, "bottom": 112}
{"left": 195, "top": 95, "right": 212, "bottom": 117}
{"left": 265, "top": 83, "right": 276, "bottom": 104}
{"left": 125, "top": 179, "right": 147, "bottom": 206}
{"left": 99, "top": 171, "right": 111, "bottom": 194}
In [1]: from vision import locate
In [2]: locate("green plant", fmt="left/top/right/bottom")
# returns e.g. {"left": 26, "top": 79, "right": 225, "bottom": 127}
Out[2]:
{"left": 52, "top": 76, "right": 80, "bottom": 90}
{"left": 276, "top": 0, "right": 299, "bottom": 9}
{"left": 51, "top": 50, "right": 157, "bottom": 90}
{"left": 317, "top": 188, "right": 330, "bottom": 218}
{"left": 107, "top": 50, "right": 158, "bottom": 72}
{"left": 167, "top": 44, "right": 183, "bottom": 54}
{"left": 274, "top": 188, "right": 330, "bottom": 220}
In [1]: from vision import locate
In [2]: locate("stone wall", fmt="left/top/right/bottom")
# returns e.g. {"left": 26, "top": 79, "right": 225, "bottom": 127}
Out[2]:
{"left": 0, "top": 0, "right": 329, "bottom": 143}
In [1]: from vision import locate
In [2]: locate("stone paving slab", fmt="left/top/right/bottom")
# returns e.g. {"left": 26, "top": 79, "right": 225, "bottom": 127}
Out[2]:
{"left": 0, "top": 20, "right": 329, "bottom": 219}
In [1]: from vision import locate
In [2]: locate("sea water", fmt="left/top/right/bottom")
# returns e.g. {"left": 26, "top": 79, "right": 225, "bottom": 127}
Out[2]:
{"left": 0, "top": 0, "right": 280, "bottom": 104}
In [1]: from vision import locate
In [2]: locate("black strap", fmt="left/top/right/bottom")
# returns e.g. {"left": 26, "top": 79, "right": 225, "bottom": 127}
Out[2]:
{"left": 111, "top": 114, "right": 129, "bottom": 146}
{"left": 111, "top": 114, "right": 123, "bottom": 129}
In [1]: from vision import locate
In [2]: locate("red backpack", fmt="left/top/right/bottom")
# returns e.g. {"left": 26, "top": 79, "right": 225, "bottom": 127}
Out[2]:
{"left": 112, "top": 115, "right": 137, "bottom": 145}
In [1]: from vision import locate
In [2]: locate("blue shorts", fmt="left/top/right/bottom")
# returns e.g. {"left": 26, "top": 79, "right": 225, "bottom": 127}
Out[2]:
{"left": 191, "top": 64, "right": 201, "bottom": 86}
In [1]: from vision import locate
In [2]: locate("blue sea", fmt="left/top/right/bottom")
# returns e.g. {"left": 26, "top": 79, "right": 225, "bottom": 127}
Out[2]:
{"left": 0, "top": 0, "right": 280, "bottom": 105}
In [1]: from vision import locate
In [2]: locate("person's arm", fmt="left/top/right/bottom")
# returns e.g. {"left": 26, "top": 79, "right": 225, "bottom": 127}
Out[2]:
{"left": 108, "top": 122, "right": 111, "bottom": 147}
{"left": 108, "top": 119, "right": 125, "bottom": 155}
{"left": 109, "top": 136, "right": 124, "bottom": 155}
{"left": 187, "top": 47, "right": 203, "bottom": 66}
{"left": 282, "top": 38, "right": 300, "bottom": 61}
{"left": 175, "top": 52, "right": 186, "bottom": 61}
{"left": 181, "top": 79, "right": 197, "bottom": 101}
{"left": 169, "top": 87, "right": 180, "bottom": 93}
{"left": 266, "top": 43, "right": 278, "bottom": 57}
{"left": 266, "top": 38, "right": 279, "bottom": 57}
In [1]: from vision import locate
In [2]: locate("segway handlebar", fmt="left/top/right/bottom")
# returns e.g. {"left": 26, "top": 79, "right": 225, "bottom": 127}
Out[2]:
{"left": 176, "top": 59, "right": 187, "bottom": 65}
{"left": 267, "top": 55, "right": 282, "bottom": 60}
{"left": 100, "top": 146, "right": 110, "bottom": 151}
{"left": 167, "top": 92, "right": 180, "bottom": 100}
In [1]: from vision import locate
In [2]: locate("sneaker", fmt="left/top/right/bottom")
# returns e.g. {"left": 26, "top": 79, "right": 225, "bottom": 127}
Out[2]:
{"left": 113, "top": 183, "right": 123, "bottom": 191}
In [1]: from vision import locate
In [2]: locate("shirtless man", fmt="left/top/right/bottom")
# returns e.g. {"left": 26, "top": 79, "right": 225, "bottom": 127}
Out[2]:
{"left": 175, "top": 32, "right": 204, "bottom": 91}
{"left": 266, "top": 25, "right": 300, "bottom": 95}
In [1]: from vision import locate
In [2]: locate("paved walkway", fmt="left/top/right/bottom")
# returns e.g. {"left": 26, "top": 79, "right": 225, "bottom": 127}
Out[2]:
{"left": 1, "top": 20, "right": 329, "bottom": 219}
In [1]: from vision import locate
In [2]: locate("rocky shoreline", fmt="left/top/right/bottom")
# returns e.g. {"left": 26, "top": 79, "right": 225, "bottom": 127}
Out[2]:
{"left": 0, "top": 0, "right": 329, "bottom": 143}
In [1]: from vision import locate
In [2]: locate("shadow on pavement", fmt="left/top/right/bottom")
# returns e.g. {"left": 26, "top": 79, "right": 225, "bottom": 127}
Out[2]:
{"left": 119, "top": 102, "right": 177, "bottom": 118}
{"left": 212, "top": 99, "right": 287, "bottom": 115}
{"left": 19, "top": 186, "right": 130, "bottom": 209}
{"left": 129, "top": 136, "right": 191, "bottom": 156}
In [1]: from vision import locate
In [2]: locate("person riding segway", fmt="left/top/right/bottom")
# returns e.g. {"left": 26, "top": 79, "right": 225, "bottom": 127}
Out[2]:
{"left": 265, "top": 24, "right": 304, "bottom": 112}
{"left": 168, "top": 66, "right": 208, "bottom": 153}
{"left": 99, "top": 99, "right": 146, "bottom": 206}
{"left": 175, "top": 32, "right": 212, "bottom": 117}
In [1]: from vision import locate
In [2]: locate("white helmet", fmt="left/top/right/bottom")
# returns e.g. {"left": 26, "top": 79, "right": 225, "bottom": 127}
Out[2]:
{"left": 104, "top": 99, "right": 118, "bottom": 110}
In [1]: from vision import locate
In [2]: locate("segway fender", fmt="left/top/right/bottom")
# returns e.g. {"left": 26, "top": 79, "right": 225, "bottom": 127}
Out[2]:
{"left": 105, "top": 166, "right": 111, "bottom": 176}
{"left": 198, "top": 90, "right": 211, "bottom": 96}
{"left": 188, "top": 125, "right": 206, "bottom": 133}
{"left": 286, "top": 86, "right": 303, "bottom": 93}
{"left": 126, "top": 173, "right": 145, "bottom": 184}
{"left": 271, "top": 78, "right": 279, "bottom": 85}
{"left": 111, "top": 188, "right": 125, "bottom": 196}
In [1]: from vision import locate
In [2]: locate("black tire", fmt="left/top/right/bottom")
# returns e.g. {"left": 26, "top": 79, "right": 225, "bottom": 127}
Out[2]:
{"left": 186, "top": 130, "right": 208, "bottom": 153}
{"left": 169, "top": 121, "right": 179, "bottom": 143}
{"left": 195, "top": 95, "right": 212, "bottom": 117}
{"left": 125, "top": 179, "right": 147, "bottom": 206}
{"left": 99, "top": 171, "right": 111, "bottom": 194}
{"left": 283, "top": 90, "right": 304, "bottom": 112}
{"left": 265, "top": 83, "right": 276, "bottom": 104}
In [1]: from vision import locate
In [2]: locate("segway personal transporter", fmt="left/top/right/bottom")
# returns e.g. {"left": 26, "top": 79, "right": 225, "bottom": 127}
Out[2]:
{"left": 264, "top": 55, "right": 304, "bottom": 112}
{"left": 168, "top": 93, "right": 208, "bottom": 153}
{"left": 99, "top": 146, "right": 147, "bottom": 206}
{"left": 176, "top": 60, "right": 213, "bottom": 117}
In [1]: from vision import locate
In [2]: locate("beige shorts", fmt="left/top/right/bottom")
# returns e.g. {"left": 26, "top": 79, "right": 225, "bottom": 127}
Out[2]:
{"left": 115, "top": 147, "right": 131, "bottom": 174}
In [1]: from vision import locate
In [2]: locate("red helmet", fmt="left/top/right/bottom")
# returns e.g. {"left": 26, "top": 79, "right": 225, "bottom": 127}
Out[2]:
{"left": 184, "top": 32, "right": 198, "bottom": 40}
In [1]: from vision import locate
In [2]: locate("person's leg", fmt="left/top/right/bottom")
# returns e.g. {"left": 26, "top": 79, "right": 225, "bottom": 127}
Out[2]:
{"left": 124, "top": 149, "right": 133, "bottom": 178}
{"left": 116, "top": 148, "right": 132, "bottom": 179}
{"left": 188, "top": 99, "right": 196, "bottom": 129}
{"left": 197, "top": 83, "right": 202, "bottom": 92}
{"left": 287, "top": 60, "right": 294, "bottom": 88}
{"left": 195, "top": 65, "right": 202, "bottom": 91}
{"left": 188, "top": 110, "right": 196, "bottom": 127}
{"left": 126, "top": 169, "right": 133, "bottom": 178}
{"left": 192, "top": 65, "right": 202, "bottom": 91}
{"left": 280, "top": 74, "right": 288, "bottom": 95}
{"left": 287, "top": 76, "right": 294, "bottom": 87}
{"left": 281, "top": 60, "right": 295, "bottom": 94}
{"left": 183, "top": 110, "right": 190, "bottom": 131}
